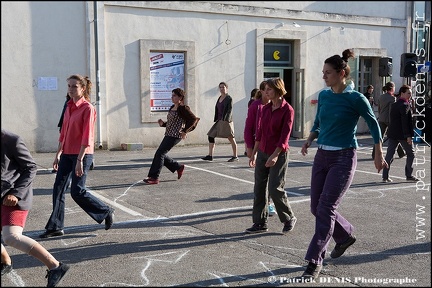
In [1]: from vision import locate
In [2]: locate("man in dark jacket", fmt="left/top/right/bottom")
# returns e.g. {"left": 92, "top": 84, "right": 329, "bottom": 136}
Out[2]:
{"left": 373, "top": 82, "right": 405, "bottom": 159}
{"left": 382, "top": 85, "right": 419, "bottom": 183}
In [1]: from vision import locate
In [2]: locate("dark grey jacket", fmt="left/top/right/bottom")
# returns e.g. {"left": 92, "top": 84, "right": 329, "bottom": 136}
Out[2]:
{"left": 1, "top": 129, "right": 36, "bottom": 210}
{"left": 387, "top": 99, "right": 414, "bottom": 140}
{"left": 213, "top": 95, "right": 233, "bottom": 122}
{"left": 377, "top": 92, "right": 395, "bottom": 125}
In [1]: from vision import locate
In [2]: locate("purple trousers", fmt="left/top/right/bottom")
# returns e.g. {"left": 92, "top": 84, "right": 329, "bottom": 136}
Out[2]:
{"left": 305, "top": 148, "right": 356, "bottom": 265}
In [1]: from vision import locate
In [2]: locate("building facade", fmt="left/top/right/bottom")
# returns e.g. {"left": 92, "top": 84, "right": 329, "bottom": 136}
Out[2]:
{"left": 1, "top": 1, "right": 429, "bottom": 152}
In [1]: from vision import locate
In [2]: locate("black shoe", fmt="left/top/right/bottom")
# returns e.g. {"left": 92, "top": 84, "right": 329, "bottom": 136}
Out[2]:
{"left": 201, "top": 155, "right": 213, "bottom": 161}
{"left": 105, "top": 209, "right": 115, "bottom": 230}
{"left": 46, "top": 262, "right": 70, "bottom": 287}
{"left": 227, "top": 156, "right": 239, "bottom": 162}
{"left": 382, "top": 178, "right": 393, "bottom": 183}
{"left": 245, "top": 223, "right": 268, "bottom": 234}
{"left": 1, "top": 263, "right": 13, "bottom": 276}
{"left": 282, "top": 217, "right": 297, "bottom": 233}
{"left": 406, "top": 176, "right": 419, "bottom": 181}
{"left": 330, "top": 235, "right": 356, "bottom": 258}
{"left": 301, "top": 262, "right": 322, "bottom": 280}
{"left": 39, "top": 229, "right": 64, "bottom": 239}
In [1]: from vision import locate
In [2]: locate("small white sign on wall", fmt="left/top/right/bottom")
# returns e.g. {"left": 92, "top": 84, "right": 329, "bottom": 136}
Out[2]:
{"left": 37, "top": 77, "right": 58, "bottom": 91}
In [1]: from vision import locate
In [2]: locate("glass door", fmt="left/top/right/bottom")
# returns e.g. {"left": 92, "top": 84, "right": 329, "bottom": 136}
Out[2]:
{"left": 292, "top": 69, "right": 304, "bottom": 138}
{"left": 263, "top": 68, "right": 283, "bottom": 80}
{"left": 263, "top": 68, "right": 303, "bottom": 138}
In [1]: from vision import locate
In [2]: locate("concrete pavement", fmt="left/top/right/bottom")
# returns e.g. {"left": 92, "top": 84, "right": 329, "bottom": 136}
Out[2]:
{"left": 1, "top": 135, "right": 430, "bottom": 287}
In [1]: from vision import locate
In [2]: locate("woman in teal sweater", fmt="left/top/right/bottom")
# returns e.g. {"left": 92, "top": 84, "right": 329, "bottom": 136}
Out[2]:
{"left": 299, "top": 49, "right": 388, "bottom": 280}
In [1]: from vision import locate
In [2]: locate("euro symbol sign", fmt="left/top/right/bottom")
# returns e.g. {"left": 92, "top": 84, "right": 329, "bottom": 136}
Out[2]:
{"left": 273, "top": 51, "right": 280, "bottom": 60}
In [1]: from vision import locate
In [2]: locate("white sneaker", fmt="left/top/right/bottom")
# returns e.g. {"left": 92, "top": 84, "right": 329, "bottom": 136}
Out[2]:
{"left": 268, "top": 204, "right": 277, "bottom": 216}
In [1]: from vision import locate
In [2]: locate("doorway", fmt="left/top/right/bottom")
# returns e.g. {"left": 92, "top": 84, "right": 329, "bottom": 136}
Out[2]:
{"left": 263, "top": 68, "right": 303, "bottom": 138}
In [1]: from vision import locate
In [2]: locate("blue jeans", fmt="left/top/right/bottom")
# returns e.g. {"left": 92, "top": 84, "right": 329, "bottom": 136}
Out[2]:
{"left": 44, "top": 154, "right": 111, "bottom": 231}
{"left": 382, "top": 138, "right": 415, "bottom": 179}
{"left": 252, "top": 150, "right": 295, "bottom": 224}
{"left": 305, "top": 148, "right": 356, "bottom": 265}
{"left": 147, "top": 136, "right": 182, "bottom": 179}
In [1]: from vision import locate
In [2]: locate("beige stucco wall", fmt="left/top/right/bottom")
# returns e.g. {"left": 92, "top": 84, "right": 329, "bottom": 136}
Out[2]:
{"left": 1, "top": 1, "right": 411, "bottom": 152}
{"left": 1, "top": 1, "right": 89, "bottom": 152}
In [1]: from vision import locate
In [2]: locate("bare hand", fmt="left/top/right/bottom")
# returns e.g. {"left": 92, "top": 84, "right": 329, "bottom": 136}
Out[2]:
{"left": 53, "top": 157, "right": 60, "bottom": 171}
{"left": 249, "top": 154, "right": 256, "bottom": 168}
{"left": 2, "top": 194, "right": 18, "bottom": 206}
{"left": 265, "top": 156, "right": 277, "bottom": 167}
{"left": 407, "top": 137, "right": 412, "bottom": 145}
{"left": 374, "top": 155, "right": 389, "bottom": 173}
{"left": 76, "top": 161, "right": 84, "bottom": 177}
{"left": 301, "top": 141, "right": 311, "bottom": 156}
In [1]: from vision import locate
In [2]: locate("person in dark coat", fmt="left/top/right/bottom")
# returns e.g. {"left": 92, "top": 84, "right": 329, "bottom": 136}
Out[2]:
{"left": 1, "top": 129, "right": 70, "bottom": 286}
{"left": 382, "top": 85, "right": 419, "bottom": 182}
{"left": 57, "top": 94, "right": 71, "bottom": 132}
{"left": 373, "top": 82, "right": 405, "bottom": 159}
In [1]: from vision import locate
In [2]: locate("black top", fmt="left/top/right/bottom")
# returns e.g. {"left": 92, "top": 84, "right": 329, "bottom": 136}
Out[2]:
{"left": 1, "top": 129, "right": 36, "bottom": 210}
{"left": 57, "top": 95, "right": 71, "bottom": 132}
{"left": 387, "top": 98, "right": 414, "bottom": 140}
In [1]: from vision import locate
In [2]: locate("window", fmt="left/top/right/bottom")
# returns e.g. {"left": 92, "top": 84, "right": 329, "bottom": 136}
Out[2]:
{"left": 264, "top": 40, "right": 293, "bottom": 67}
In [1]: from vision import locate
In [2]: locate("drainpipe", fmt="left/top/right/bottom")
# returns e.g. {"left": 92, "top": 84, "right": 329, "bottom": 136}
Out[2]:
{"left": 94, "top": 1, "right": 103, "bottom": 149}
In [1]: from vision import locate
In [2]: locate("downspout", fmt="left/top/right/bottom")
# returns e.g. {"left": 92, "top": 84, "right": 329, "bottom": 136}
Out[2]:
{"left": 94, "top": 1, "right": 103, "bottom": 149}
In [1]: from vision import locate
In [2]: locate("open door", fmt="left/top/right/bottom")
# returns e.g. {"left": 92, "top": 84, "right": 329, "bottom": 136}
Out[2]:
{"left": 292, "top": 69, "right": 305, "bottom": 138}
{"left": 263, "top": 68, "right": 304, "bottom": 138}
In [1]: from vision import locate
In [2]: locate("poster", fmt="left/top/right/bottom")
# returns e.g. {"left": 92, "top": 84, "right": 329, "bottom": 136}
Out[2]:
{"left": 149, "top": 52, "right": 185, "bottom": 111}
{"left": 37, "top": 77, "right": 58, "bottom": 91}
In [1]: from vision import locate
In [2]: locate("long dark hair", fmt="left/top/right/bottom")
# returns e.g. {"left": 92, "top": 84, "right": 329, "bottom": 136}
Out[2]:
{"left": 172, "top": 88, "right": 185, "bottom": 102}
{"left": 383, "top": 81, "right": 395, "bottom": 93}
{"left": 324, "top": 49, "right": 355, "bottom": 79}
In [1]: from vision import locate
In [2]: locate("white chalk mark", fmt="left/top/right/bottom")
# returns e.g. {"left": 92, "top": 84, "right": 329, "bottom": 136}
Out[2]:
{"left": 61, "top": 235, "right": 96, "bottom": 246}
{"left": 140, "top": 260, "right": 151, "bottom": 286}
{"left": 208, "top": 271, "right": 266, "bottom": 286}
{"left": 160, "top": 229, "right": 197, "bottom": 239}
{"left": 207, "top": 272, "right": 229, "bottom": 286}
{"left": 186, "top": 166, "right": 254, "bottom": 184}
{"left": 260, "top": 261, "right": 274, "bottom": 275}
{"left": 100, "top": 283, "right": 143, "bottom": 287}
{"left": 89, "top": 189, "right": 142, "bottom": 216}
{"left": 100, "top": 251, "right": 190, "bottom": 287}
{"left": 113, "top": 180, "right": 145, "bottom": 203}
{"left": 4, "top": 270, "right": 25, "bottom": 287}
{"left": 345, "top": 189, "right": 385, "bottom": 199}
{"left": 132, "top": 251, "right": 190, "bottom": 286}
{"left": 138, "top": 250, "right": 190, "bottom": 263}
